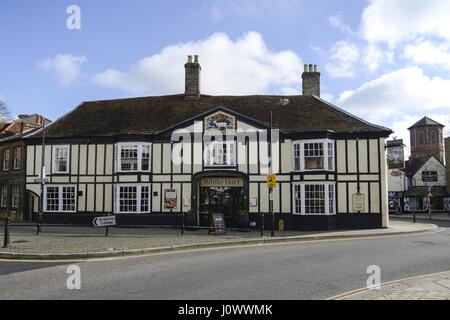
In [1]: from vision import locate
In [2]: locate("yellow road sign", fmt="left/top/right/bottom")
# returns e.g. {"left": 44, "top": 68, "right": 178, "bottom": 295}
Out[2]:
{"left": 267, "top": 175, "right": 277, "bottom": 189}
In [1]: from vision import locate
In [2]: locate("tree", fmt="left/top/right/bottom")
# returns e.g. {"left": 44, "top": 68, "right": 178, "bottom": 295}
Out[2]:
{"left": 0, "top": 98, "right": 11, "bottom": 124}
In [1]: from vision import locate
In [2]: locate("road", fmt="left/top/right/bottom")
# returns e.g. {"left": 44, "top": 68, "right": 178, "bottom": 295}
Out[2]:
{"left": 0, "top": 218, "right": 449, "bottom": 300}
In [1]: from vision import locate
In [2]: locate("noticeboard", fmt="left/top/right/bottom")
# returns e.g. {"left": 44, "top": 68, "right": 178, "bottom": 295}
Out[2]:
{"left": 352, "top": 193, "right": 365, "bottom": 212}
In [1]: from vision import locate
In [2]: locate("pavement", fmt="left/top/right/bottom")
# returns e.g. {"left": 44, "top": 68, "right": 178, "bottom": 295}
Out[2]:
{"left": 0, "top": 220, "right": 440, "bottom": 260}
{"left": 331, "top": 270, "right": 450, "bottom": 300}
{"left": 0, "top": 219, "right": 449, "bottom": 300}
{"left": 391, "top": 212, "right": 450, "bottom": 222}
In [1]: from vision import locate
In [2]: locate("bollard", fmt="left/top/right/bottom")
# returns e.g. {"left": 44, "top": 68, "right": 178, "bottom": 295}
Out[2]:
{"left": 413, "top": 210, "right": 416, "bottom": 223}
{"left": 181, "top": 212, "right": 185, "bottom": 237}
{"left": 261, "top": 213, "right": 265, "bottom": 238}
{"left": 105, "top": 226, "right": 109, "bottom": 237}
{"left": 3, "top": 217, "right": 10, "bottom": 248}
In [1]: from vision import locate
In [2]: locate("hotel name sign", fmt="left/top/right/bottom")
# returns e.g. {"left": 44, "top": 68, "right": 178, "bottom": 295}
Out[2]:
{"left": 200, "top": 177, "right": 244, "bottom": 188}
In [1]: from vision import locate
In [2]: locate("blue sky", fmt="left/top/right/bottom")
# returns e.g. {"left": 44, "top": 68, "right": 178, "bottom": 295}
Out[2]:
{"left": 1, "top": 0, "right": 450, "bottom": 151}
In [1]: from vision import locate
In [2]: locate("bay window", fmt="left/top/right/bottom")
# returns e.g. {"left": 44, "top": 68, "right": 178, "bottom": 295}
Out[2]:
{"left": 293, "top": 139, "right": 335, "bottom": 171}
{"left": 293, "top": 182, "right": 336, "bottom": 215}
{"left": 52, "top": 145, "right": 70, "bottom": 174}
{"left": 44, "top": 185, "right": 77, "bottom": 212}
{"left": 114, "top": 185, "right": 150, "bottom": 214}
{"left": 116, "top": 143, "right": 151, "bottom": 172}
{"left": 204, "top": 141, "right": 236, "bottom": 167}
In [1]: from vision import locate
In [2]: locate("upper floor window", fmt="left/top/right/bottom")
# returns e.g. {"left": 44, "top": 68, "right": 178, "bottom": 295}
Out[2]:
{"left": 52, "top": 145, "right": 70, "bottom": 174}
{"left": 204, "top": 141, "right": 236, "bottom": 167}
{"left": 293, "top": 140, "right": 335, "bottom": 171}
{"left": 293, "top": 183, "right": 335, "bottom": 215}
{"left": 44, "top": 185, "right": 76, "bottom": 212}
{"left": 3, "top": 149, "right": 10, "bottom": 171}
{"left": 0, "top": 186, "right": 7, "bottom": 208}
{"left": 115, "top": 143, "right": 151, "bottom": 172}
{"left": 13, "top": 147, "right": 21, "bottom": 170}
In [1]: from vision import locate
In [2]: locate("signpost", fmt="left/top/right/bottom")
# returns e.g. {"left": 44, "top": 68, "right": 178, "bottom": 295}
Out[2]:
{"left": 93, "top": 216, "right": 116, "bottom": 236}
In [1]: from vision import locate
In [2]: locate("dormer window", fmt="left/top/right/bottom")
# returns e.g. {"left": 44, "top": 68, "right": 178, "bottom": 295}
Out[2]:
{"left": 293, "top": 139, "right": 335, "bottom": 172}
{"left": 115, "top": 143, "right": 151, "bottom": 172}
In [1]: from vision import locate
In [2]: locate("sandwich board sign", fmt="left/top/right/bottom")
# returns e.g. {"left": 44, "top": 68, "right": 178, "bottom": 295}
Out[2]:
{"left": 209, "top": 213, "right": 226, "bottom": 235}
{"left": 93, "top": 216, "right": 116, "bottom": 228}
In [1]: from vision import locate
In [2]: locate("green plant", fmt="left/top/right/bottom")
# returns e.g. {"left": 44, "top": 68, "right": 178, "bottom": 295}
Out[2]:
{"left": 187, "top": 208, "right": 196, "bottom": 215}
{"left": 239, "top": 209, "right": 249, "bottom": 216}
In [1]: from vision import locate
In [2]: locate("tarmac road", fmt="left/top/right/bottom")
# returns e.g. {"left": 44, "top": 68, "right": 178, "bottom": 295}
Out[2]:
{"left": 0, "top": 218, "right": 449, "bottom": 300}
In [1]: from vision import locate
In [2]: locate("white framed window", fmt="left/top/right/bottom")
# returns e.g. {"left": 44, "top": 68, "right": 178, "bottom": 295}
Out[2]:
{"left": 3, "top": 149, "right": 10, "bottom": 171}
{"left": 52, "top": 145, "right": 70, "bottom": 174}
{"left": 204, "top": 141, "right": 236, "bottom": 167}
{"left": 44, "top": 185, "right": 77, "bottom": 212}
{"left": 293, "top": 182, "right": 336, "bottom": 215}
{"left": 1, "top": 186, "right": 7, "bottom": 207}
{"left": 13, "top": 147, "right": 21, "bottom": 170}
{"left": 11, "top": 185, "right": 19, "bottom": 208}
{"left": 115, "top": 143, "right": 152, "bottom": 172}
{"left": 114, "top": 184, "right": 150, "bottom": 214}
{"left": 292, "top": 139, "right": 335, "bottom": 171}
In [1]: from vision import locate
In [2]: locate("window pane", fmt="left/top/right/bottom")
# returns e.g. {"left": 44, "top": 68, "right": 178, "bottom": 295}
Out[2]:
{"left": 121, "top": 146, "right": 138, "bottom": 171}
{"left": 304, "top": 185, "right": 325, "bottom": 214}
{"left": 62, "top": 187, "right": 76, "bottom": 212}
{"left": 1, "top": 186, "right": 7, "bottom": 207}
{"left": 11, "top": 186, "right": 19, "bottom": 208}
{"left": 329, "top": 185, "right": 335, "bottom": 214}
{"left": 141, "top": 145, "right": 150, "bottom": 171}
{"left": 119, "top": 186, "right": 137, "bottom": 212}
{"left": 294, "top": 185, "right": 301, "bottom": 214}
{"left": 304, "top": 143, "right": 324, "bottom": 170}
{"left": 46, "top": 187, "right": 60, "bottom": 211}
{"left": 141, "top": 186, "right": 149, "bottom": 212}
{"left": 55, "top": 147, "right": 69, "bottom": 173}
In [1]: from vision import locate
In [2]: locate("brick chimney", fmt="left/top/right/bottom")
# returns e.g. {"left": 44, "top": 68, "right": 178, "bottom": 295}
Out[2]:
{"left": 302, "top": 64, "right": 320, "bottom": 97}
{"left": 185, "top": 55, "right": 201, "bottom": 99}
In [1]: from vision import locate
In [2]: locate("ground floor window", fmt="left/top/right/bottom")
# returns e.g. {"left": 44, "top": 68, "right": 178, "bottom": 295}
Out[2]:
{"left": 44, "top": 185, "right": 77, "bottom": 212}
{"left": 11, "top": 185, "right": 20, "bottom": 208}
{"left": 114, "top": 185, "right": 150, "bottom": 214}
{"left": 1, "top": 186, "right": 7, "bottom": 208}
{"left": 293, "top": 182, "right": 336, "bottom": 215}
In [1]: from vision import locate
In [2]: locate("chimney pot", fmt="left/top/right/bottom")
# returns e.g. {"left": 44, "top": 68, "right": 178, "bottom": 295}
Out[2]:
{"left": 304, "top": 64, "right": 308, "bottom": 72}
{"left": 194, "top": 55, "right": 199, "bottom": 63}
{"left": 314, "top": 65, "right": 318, "bottom": 72}
{"left": 187, "top": 55, "right": 193, "bottom": 63}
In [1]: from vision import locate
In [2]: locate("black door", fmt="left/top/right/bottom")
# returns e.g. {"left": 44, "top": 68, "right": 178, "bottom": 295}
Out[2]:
{"left": 199, "top": 187, "right": 243, "bottom": 228}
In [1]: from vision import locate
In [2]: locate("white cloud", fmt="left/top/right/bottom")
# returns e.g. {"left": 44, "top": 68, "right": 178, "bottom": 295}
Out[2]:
{"left": 361, "top": 45, "right": 394, "bottom": 72}
{"left": 404, "top": 40, "right": 450, "bottom": 69}
{"left": 337, "top": 67, "right": 450, "bottom": 123}
{"left": 93, "top": 32, "right": 303, "bottom": 96}
{"left": 39, "top": 54, "right": 86, "bottom": 85}
{"left": 325, "top": 41, "right": 360, "bottom": 78}
{"left": 328, "top": 12, "right": 355, "bottom": 36}
{"left": 361, "top": 0, "right": 450, "bottom": 47}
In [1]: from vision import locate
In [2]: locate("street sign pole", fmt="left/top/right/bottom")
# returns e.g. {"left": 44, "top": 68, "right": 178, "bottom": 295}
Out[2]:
{"left": 428, "top": 184, "right": 432, "bottom": 221}
{"left": 37, "top": 122, "right": 46, "bottom": 235}
{"left": 270, "top": 111, "right": 274, "bottom": 237}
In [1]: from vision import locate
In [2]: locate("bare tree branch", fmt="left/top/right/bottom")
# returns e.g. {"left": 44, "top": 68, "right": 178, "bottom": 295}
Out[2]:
{"left": 0, "top": 99, "right": 11, "bottom": 124}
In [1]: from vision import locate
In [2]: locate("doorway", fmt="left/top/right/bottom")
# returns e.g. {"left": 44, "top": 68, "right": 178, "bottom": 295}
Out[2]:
{"left": 199, "top": 186, "right": 244, "bottom": 228}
